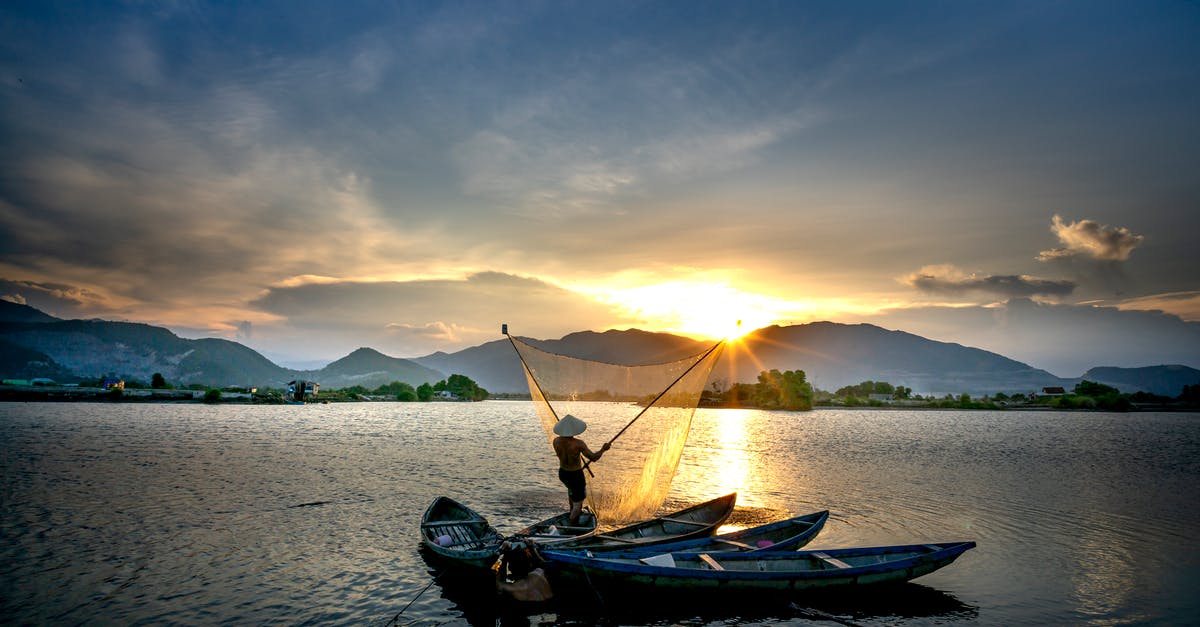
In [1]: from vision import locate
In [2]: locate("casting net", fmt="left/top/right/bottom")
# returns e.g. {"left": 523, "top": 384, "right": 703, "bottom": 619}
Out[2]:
{"left": 507, "top": 333, "right": 725, "bottom": 524}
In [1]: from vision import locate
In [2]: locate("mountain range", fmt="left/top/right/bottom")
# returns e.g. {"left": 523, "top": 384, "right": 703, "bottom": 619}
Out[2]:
{"left": 1, "top": 300, "right": 1196, "bottom": 397}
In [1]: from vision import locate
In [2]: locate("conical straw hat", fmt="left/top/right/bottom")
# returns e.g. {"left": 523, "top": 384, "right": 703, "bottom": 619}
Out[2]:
{"left": 553, "top": 414, "right": 587, "bottom": 437}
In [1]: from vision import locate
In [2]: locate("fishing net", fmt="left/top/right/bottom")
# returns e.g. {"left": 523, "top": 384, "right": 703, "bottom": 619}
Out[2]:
{"left": 506, "top": 333, "right": 725, "bottom": 525}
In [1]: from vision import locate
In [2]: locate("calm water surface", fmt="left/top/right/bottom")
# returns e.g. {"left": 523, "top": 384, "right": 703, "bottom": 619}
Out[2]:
{"left": 1, "top": 402, "right": 1197, "bottom": 625}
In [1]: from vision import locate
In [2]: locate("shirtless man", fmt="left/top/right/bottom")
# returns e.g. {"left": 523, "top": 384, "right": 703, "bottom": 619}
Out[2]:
{"left": 551, "top": 414, "right": 610, "bottom": 525}
{"left": 495, "top": 541, "right": 553, "bottom": 602}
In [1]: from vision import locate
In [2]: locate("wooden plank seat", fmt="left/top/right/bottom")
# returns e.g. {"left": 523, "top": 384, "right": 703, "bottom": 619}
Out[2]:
{"left": 812, "top": 551, "right": 852, "bottom": 569}
{"left": 697, "top": 553, "right": 725, "bottom": 571}
{"left": 441, "top": 537, "right": 490, "bottom": 549}
{"left": 659, "top": 516, "right": 709, "bottom": 526}
{"left": 427, "top": 522, "right": 495, "bottom": 549}
{"left": 598, "top": 535, "right": 639, "bottom": 542}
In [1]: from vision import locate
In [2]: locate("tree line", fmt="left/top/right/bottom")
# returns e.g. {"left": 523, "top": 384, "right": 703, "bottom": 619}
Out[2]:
{"left": 81, "top": 372, "right": 491, "bottom": 403}
{"left": 332, "top": 373, "right": 489, "bottom": 402}
{"left": 701, "top": 372, "right": 1200, "bottom": 412}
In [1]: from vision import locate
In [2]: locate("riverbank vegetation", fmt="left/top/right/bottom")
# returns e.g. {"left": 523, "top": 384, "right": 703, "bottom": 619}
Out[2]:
{"left": 0, "top": 372, "right": 491, "bottom": 404}
{"left": 4, "top": 370, "right": 1196, "bottom": 411}
{"left": 700, "top": 372, "right": 1199, "bottom": 412}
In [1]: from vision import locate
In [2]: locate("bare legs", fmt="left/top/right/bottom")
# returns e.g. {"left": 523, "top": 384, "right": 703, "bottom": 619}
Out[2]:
{"left": 568, "top": 499, "right": 584, "bottom": 526}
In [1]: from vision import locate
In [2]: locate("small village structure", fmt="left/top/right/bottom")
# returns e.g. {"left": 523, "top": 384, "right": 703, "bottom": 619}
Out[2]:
{"left": 286, "top": 380, "right": 319, "bottom": 402}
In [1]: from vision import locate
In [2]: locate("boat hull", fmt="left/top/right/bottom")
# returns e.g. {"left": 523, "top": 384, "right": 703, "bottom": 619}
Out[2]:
{"left": 512, "top": 509, "right": 600, "bottom": 547}
{"left": 621, "top": 510, "right": 829, "bottom": 554}
{"left": 419, "top": 496, "right": 505, "bottom": 569}
{"left": 543, "top": 541, "right": 976, "bottom": 592}
{"left": 554, "top": 492, "right": 737, "bottom": 551}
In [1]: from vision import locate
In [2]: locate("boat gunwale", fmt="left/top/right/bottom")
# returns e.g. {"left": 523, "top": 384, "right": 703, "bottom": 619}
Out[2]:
{"left": 543, "top": 541, "right": 977, "bottom": 582}
{"left": 616, "top": 509, "right": 830, "bottom": 554}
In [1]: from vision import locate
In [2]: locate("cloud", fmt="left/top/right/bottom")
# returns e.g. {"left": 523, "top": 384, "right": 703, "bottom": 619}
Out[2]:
{"left": 245, "top": 272, "right": 641, "bottom": 360}
{"left": 1117, "top": 291, "right": 1200, "bottom": 322}
{"left": 386, "top": 321, "right": 468, "bottom": 343}
{"left": 1037, "top": 215, "right": 1144, "bottom": 262}
{"left": 452, "top": 114, "right": 809, "bottom": 219}
{"left": 903, "top": 264, "right": 1076, "bottom": 299}
{"left": 0, "top": 278, "right": 124, "bottom": 318}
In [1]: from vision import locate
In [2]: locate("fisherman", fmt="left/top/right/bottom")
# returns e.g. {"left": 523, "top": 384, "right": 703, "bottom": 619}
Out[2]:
{"left": 552, "top": 414, "right": 610, "bottom": 526}
{"left": 494, "top": 540, "right": 553, "bottom": 602}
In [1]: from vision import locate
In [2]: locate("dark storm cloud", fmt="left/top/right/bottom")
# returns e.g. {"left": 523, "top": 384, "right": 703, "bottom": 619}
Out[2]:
{"left": 0, "top": 278, "right": 117, "bottom": 318}
{"left": 904, "top": 267, "right": 1076, "bottom": 299}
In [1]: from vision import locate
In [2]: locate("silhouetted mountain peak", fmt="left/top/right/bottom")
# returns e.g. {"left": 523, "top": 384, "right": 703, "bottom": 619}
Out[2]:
{"left": 0, "top": 300, "right": 61, "bottom": 323}
{"left": 3, "top": 302, "right": 1189, "bottom": 396}
{"left": 1080, "top": 364, "right": 1200, "bottom": 396}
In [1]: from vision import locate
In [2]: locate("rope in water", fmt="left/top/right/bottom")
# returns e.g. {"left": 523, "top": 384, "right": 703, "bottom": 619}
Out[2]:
{"left": 382, "top": 568, "right": 444, "bottom": 627}
{"left": 788, "top": 603, "right": 865, "bottom": 626}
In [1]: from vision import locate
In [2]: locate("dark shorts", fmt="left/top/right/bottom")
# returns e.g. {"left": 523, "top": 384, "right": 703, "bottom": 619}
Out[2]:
{"left": 558, "top": 468, "right": 587, "bottom": 503}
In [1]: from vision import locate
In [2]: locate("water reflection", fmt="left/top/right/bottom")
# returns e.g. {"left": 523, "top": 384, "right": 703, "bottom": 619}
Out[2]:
{"left": 5, "top": 403, "right": 1197, "bottom": 625}
{"left": 1071, "top": 522, "right": 1139, "bottom": 624}
{"left": 710, "top": 408, "right": 751, "bottom": 503}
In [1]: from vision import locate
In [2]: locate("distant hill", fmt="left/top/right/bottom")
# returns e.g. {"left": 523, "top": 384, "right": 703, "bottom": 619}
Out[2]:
{"left": 2, "top": 302, "right": 1190, "bottom": 397}
{"left": 413, "top": 324, "right": 1073, "bottom": 396}
{"left": 309, "top": 347, "right": 444, "bottom": 389}
{"left": 715, "top": 323, "right": 1072, "bottom": 396}
{"left": 0, "top": 300, "right": 61, "bottom": 323}
{"left": 0, "top": 311, "right": 446, "bottom": 389}
{"left": 413, "top": 329, "right": 711, "bottom": 394}
{"left": 1080, "top": 365, "right": 1200, "bottom": 397}
{"left": 0, "top": 337, "right": 75, "bottom": 380}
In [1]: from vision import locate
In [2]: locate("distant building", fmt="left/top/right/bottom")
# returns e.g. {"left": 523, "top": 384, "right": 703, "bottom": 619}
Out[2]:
{"left": 30, "top": 378, "right": 56, "bottom": 386}
{"left": 436, "top": 390, "right": 458, "bottom": 400}
{"left": 868, "top": 393, "right": 893, "bottom": 402}
{"left": 102, "top": 378, "right": 125, "bottom": 390}
{"left": 286, "top": 380, "right": 319, "bottom": 402}
{"left": 1040, "top": 386, "right": 1066, "bottom": 396}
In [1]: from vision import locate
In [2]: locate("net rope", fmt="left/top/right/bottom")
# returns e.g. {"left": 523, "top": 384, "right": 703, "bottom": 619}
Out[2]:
{"left": 507, "top": 334, "right": 725, "bottom": 524}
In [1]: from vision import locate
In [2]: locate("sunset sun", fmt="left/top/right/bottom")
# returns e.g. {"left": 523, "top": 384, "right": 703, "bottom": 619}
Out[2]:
{"left": 597, "top": 281, "right": 781, "bottom": 341}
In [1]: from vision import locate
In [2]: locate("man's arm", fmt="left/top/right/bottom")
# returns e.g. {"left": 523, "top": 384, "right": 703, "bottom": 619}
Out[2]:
{"left": 582, "top": 440, "right": 611, "bottom": 461}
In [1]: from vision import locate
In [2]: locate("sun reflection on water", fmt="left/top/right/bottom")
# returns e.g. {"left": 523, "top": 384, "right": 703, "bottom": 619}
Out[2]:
{"left": 708, "top": 409, "right": 752, "bottom": 506}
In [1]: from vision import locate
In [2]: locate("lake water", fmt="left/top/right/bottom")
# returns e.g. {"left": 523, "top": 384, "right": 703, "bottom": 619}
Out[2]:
{"left": 1, "top": 402, "right": 1197, "bottom": 626}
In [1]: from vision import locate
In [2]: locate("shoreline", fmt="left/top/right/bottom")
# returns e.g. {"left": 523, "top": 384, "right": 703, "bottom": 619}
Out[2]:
{"left": 2, "top": 385, "right": 1194, "bottom": 412}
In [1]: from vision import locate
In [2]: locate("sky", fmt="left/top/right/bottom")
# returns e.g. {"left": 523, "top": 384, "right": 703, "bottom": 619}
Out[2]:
{"left": 1, "top": 1, "right": 1198, "bottom": 376}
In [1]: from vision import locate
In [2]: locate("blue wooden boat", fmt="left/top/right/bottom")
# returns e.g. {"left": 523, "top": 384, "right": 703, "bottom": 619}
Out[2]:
{"left": 420, "top": 496, "right": 505, "bottom": 569}
{"left": 542, "top": 541, "right": 976, "bottom": 592}
{"left": 552, "top": 492, "right": 737, "bottom": 551}
{"left": 620, "top": 510, "right": 829, "bottom": 554}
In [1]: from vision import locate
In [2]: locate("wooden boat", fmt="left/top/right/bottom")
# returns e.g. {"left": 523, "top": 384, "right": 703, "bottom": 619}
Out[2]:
{"left": 542, "top": 541, "right": 976, "bottom": 592}
{"left": 619, "top": 510, "right": 829, "bottom": 554}
{"left": 552, "top": 492, "right": 737, "bottom": 551}
{"left": 511, "top": 507, "right": 600, "bottom": 547}
{"left": 419, "top": 496, "right": 505, "bottom": 569}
